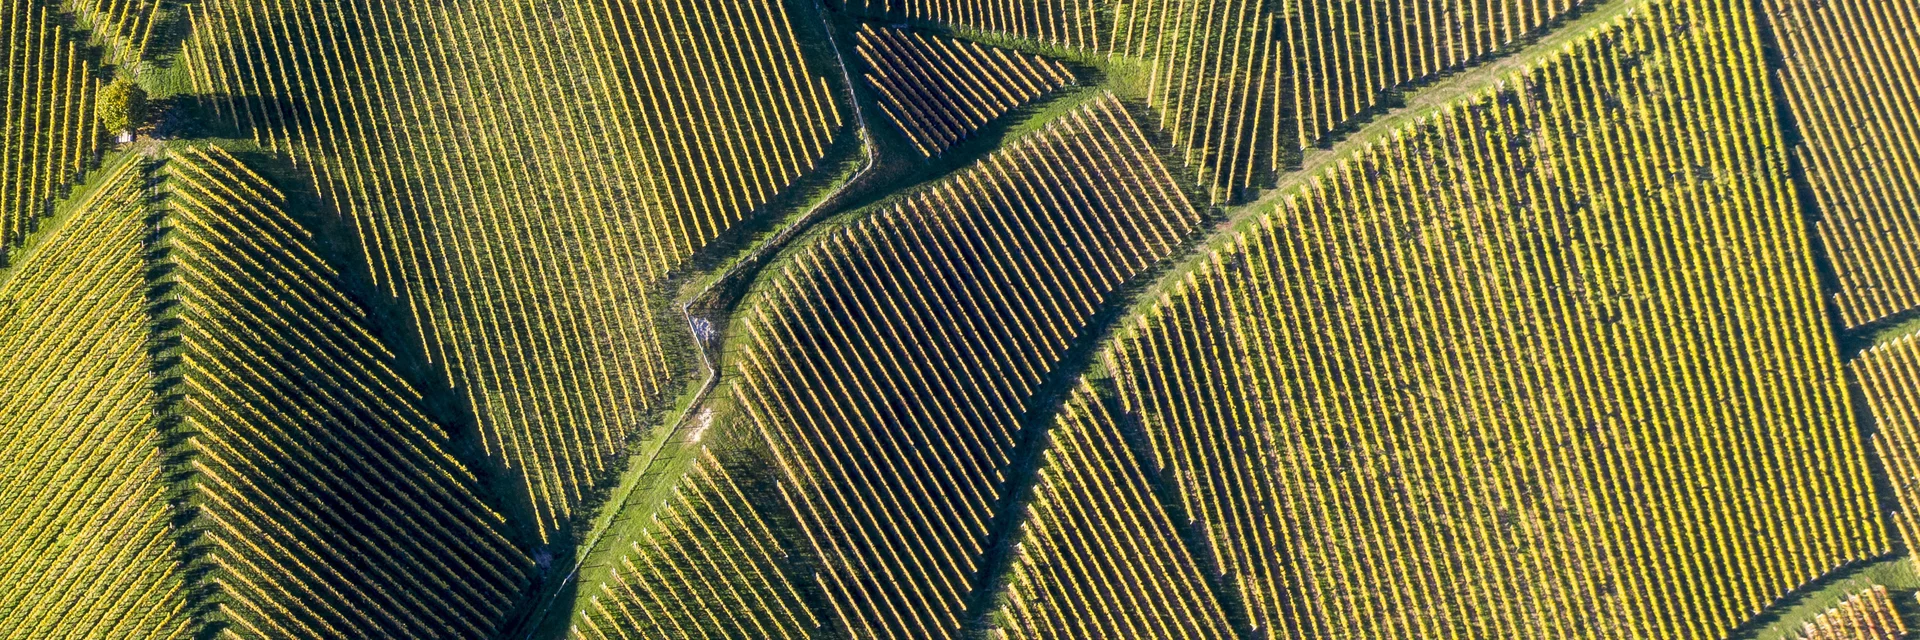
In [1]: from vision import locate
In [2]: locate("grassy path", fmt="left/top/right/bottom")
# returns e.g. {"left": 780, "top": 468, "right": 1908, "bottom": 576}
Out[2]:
{"left": 516, "top": 0, "right": 1920, "bottom": 637}
{"left": 509, "top": 0, "right": 877, "bottom": 636}
{"left": 1732, "top": 555, "right": 1919, "bottom": 638}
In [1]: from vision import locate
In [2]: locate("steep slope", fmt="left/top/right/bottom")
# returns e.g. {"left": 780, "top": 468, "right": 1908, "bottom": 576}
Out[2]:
{"left": 1003, "top": 0, "right": 1888, "bottom": 636}
{"left": 0, "top": 155, "right": 194, "bottom": 639}
{"left": 995, "top": 385, "right": 1234, "bottom": 639}
{"left": 161, "top": 145, "right": 531, "bottom": 638}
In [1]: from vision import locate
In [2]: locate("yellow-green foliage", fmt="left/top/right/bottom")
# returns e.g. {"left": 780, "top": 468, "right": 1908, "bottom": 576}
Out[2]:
{"left": 1110, "top": 0, "right": 1594, "bottom": 202}
{"left": 573, "top": 449, "right": 816, "bottom": 640}
{"left": 731, "top": 93, "right": 1198, "bottom": 640}
{"left": 1763, "top": 0, "right": 1920, "bottom": 327}
{"left": 0, "top": 155, "right": 194, "bottom": 640}
{"left": 96, "top": 78, "right": 147, "bottom": 134}
{"left": 161, "top": 145, "right": 531, "bottom": 639}
{"left": 998, "top": 386, "right": 1235, "bottom": 638}
{"left": 57, "top": 0, "right": 163, "bottom": 67}
{"left": 2, "top": 1, "right": 102, "bottom": 258}
{"left": 1854, "top": 333, "right": 1920, "bottom": 573}
{"left": 180, "top": 0, "right": 847, "bottom": 538}
{"left": 1004, "top": 0, "right": 1885, "bottom": 637}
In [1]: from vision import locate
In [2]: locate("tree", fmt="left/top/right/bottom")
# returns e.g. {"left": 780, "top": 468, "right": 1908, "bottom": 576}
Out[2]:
{"left": 97, "top": 79, "right": 149, "bottom": 135}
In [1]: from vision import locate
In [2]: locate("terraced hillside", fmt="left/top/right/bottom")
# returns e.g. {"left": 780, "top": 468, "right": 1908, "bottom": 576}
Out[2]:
{"left": 839, "top": 0, "right": 1103, "bottom": 50}
{"left": 997, "top": 385, "right": 1236, "bottom": 638}
{"left": 730, "top": 93, "right": 1197, "bottom": 639}
{"left": 0, "top": 155, "right": 193, "bottom": 639}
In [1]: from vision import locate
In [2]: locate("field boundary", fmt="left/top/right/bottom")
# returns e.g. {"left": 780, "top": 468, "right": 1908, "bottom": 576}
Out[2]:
{"left": 945, "top": 1, "right": 1650, "bottom": 633}
{"left": 509, "top": 0, "right": 877, "bottom": 635}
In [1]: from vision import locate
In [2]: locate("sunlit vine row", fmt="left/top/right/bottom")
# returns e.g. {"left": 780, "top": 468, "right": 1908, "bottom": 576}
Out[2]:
{"left": 2, "top": 1, "right": 101, "bottom": 258}
{"left": 0, "top": 155, "right": 193, "bottom": 640}
{"left": 733, "top": 93, "right": 1198, "bottom": 639}
{"left": 1008, "top": 0, "right": 1885, "bottom": 637}
{"left": 1109, "top": 0, "right": 1592, "bottom": 203}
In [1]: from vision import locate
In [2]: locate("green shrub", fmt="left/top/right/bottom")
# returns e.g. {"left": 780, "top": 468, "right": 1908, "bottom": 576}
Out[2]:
{"left": 97, "top": 79, "right": 148, "bottom": 134}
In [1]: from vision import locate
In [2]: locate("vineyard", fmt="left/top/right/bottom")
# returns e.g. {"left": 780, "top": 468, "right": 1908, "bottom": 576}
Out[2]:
{"left": 730, "top": 92, "right": 1197, "bottom": 639}
{"left": 2, "top": 1, "right": 103, "bottom": 259}
{"left": 856, "top": 24, "right": 1074, "bottom": 156}
{"left": 1792, "top": 586, "right": 1907, "bottom": 640}
{"left": 839, "top": 0, "right": 1104, "bottom": 50}
{"left": 1854, "top": 334, "right": 1920, "bottom": 563}
{"left": 573, "top": 448, "right": 816, "bottom": 640}
{"left": 1014, "top": 0, "right": 1887, "bottom": 636}
{"left": 1105, "top": 0, "right": 1599, "bottom": 203}
{"left": 161, "top": 144, "right": 531, "bottom": 638}
{"left": 998, "top": 384, "right": 1235, "bottom": 638}
{"left": 6, "top": 0, "right": 1920, "bottom": 637}
{"left": 55, "top": 0, "right": 162, "bottom": 67}
{"left": 0, "top": 155, "right": 191, "bottom": 639}
{"left": 1762, "top": 0, "right": 1920, "bottom": 328}
{"left": 178, "top": 0, "right": 849, "bottom": 538}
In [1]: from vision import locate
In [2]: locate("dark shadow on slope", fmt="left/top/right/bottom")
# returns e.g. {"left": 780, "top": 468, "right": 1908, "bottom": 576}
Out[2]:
{"left": 140, "top": 156, "right": 226, "bottom": 639}
{"left": 954, "top": 216, "right": 1236, "bottom": 639}
{"left": 164, "top": 145, "right": 558, "bottom": 636}
{"left": 151, "top": 94, "right": 312, "bottom": 142}
{"left": 1745, "top": 0, "right": 1855, "bottom": 353}
{"left": 1747, "top": 0, "right": 1902, "bottom": 556}
{"left": 715, "top": 424, "right": 855, "bottom": 640}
